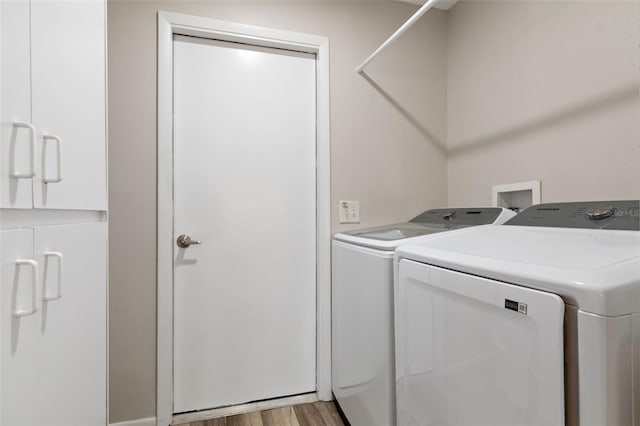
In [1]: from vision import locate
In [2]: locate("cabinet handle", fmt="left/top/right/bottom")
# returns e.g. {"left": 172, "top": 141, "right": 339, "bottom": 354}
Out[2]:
{"left": 42, "top": 134, "right": 63, "bottom": 183}
{"left": 10, "top": 121, "right": 36, "bottom": 179}
{"left": 14, "top": 259, "right": 39, "bottom": 317}
{"left": 43, "top": 251, "right": 63, "bottom": 301}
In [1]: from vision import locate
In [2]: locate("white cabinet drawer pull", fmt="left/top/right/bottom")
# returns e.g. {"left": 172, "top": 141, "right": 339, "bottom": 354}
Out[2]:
{"left": 14, "top": 259, "right": 39, "bottom": 317}
{"left": 11, "top": 121, "right": 36, "bottom": 179}
{"left": 43, "top": 251, "right": 63, "bottom": 301}
{"left": 42, "top": 134, "right": 63, "bottom": 183}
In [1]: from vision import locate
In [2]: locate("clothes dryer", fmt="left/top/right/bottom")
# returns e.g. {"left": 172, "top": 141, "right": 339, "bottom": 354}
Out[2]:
{"left": 394, "top": 201, "right": 640, "bottom": 426}
{"left": 331, "top": 207, "right": 515, "bottom": 426}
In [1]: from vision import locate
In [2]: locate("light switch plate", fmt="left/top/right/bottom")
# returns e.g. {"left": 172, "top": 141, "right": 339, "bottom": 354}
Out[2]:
{"left": 339, "top": 200, "right": 360, "bottom": 224}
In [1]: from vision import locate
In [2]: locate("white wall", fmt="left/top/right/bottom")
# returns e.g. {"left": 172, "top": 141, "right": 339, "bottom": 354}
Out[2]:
{"left": 107, "top": 1, "right": 447, "bottom": 422}
{"left": 446, "top": 0, "right": 640, "bottom": 206}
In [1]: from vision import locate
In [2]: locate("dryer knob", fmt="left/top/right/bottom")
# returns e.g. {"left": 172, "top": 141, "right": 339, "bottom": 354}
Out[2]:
{"left": 585, "top": 206, "right": 616, "bottom": 220}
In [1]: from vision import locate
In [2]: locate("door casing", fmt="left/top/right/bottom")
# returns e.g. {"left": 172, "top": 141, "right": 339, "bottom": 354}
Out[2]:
{"left": 156, "top": 12, "right": 331, "bottom": 426}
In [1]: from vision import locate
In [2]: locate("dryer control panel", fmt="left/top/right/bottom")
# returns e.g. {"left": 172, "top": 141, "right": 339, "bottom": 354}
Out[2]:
{"left": 505, "top": 200, "right": 640, "bottom": 230}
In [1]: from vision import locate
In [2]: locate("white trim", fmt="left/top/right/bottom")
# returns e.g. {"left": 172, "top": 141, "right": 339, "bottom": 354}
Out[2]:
{"left": 313, "top": 22, "right": 332, "bottom": 404}
{"left": 103, "top": 0, "right": 110, "bottom": 421}
{"left": 171, "top": 393, "right": 318, "bottom": 425}
{"left": 0, "top": 210, "right": 104, "bottom": 229}
{"left": 491, "top": 180, "right": 541, "bottom": 209}
{"left": 156, "top": 13, "right": 173, "bottom": 426}
{"left": 109, "top": 418, "right": 156, "bottom": 426}
{"left": 157, "top": 11, "right": 331, "bottom": 426}
{"left": 1, "top": 2, "right": 3, "bottom": 423}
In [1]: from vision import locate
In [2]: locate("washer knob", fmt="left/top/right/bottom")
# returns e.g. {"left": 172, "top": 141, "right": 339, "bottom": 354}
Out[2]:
{"left": 585, "top": 206, "right": 616, "bottom": 220}
{"left": 442, "top": 211, "right": 456, "bottom": 220}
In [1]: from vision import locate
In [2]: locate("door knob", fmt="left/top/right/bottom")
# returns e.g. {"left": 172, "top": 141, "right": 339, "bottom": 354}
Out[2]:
{"left": 176, "top": 234, "right": 201, "bottom": 248}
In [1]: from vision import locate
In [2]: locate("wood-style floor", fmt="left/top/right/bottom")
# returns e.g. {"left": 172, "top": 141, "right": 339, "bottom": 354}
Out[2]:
{"left": 177, "top": 401, "right": 345, "bottom": 426}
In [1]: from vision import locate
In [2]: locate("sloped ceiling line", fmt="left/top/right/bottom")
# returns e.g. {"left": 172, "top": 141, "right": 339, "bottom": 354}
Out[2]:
{"left": 399, "top": 0, "right": 459, "bottom": 11}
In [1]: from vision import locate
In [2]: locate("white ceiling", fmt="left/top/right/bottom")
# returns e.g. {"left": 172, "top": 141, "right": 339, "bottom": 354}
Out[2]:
{"left": 398, "top": 0, "right": 460, "bottom": 11}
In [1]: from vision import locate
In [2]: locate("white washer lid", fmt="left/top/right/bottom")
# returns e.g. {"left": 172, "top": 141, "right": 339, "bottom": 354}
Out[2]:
{"left": 395, "top": 224, "right": 640, "bottom": 316}
{"left": 334, "top": 222, "right": 448, "bottom": 250}
{"left": 333, "top": 207, "right": 516, "bottom": 250}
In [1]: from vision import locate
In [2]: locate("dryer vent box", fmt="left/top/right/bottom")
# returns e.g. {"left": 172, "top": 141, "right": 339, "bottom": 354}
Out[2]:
{"left": 492, "top": 181, "right": 541, "bottom": 213}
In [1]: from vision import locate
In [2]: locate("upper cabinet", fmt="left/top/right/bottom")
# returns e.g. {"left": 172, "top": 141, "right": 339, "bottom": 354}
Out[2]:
{"left": 0, "top": 0, "right": 32, "bottom": 208}
{"left": 1, "top": 0, "right": 107, "bottom": 210}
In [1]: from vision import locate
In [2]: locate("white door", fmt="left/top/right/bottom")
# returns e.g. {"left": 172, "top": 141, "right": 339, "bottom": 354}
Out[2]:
{"left": 395, "top": 259, "right": 565, "bottom": 426}
{"left": 172, "top": 35, "right": 317, "bottom": 413}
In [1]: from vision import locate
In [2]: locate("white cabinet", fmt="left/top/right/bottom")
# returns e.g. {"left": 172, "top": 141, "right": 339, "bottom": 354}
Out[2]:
{"left": 1, "top": 222, "right": 107, "bottom": 426}
{"left": 0, "top": 0, "right": 108, "bottom": 424}
{"left": 0, "top": 0, "right": 106, "bottom": 210}
{"left": 0, "top": 0, "right": 32, "bottom": 208}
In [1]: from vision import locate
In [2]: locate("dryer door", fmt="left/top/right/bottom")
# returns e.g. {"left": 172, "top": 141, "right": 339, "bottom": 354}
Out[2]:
{"left": 395, "top": 259, "right": 565, "bottom": 426}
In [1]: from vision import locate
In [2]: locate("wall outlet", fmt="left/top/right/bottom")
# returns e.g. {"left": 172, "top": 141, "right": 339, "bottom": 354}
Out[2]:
{"left": 339, "top": 200, "right": 360, "bottom": 224}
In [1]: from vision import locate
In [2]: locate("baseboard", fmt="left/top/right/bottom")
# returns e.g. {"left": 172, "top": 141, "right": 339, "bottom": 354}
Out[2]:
{"left": 109, "top": 417, "right": 156, "bottom": 426}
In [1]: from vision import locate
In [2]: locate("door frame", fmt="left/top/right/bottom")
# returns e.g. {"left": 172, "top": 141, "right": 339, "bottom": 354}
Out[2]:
{"left": 156, "top": 11, "right": 331, "bottom": 426}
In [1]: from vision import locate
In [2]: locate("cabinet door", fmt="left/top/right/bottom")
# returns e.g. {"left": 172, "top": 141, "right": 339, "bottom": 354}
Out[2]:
{"left": 31, "top": 0, "right": 107, "bottom": 210}
{"left": 0, "top": 0, "right": 34, "bottom": 208}
{"left": 33, "top": 222, "right": 107, "bottom": 425}
{"left": 1, "top": 228, "right": 40, "bottom": 426}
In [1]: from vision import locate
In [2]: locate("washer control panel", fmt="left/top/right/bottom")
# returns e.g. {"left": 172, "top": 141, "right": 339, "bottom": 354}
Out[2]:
{"left": 410, "top": 207, "right": 504, "bottom": 226}
{"left": 505, "top": 200, "right": 640, "bottom": 230}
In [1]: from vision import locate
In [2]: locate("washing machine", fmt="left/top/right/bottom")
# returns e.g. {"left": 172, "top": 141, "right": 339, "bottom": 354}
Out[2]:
{"left": 331, "top": 207, "right": 515, "bottom": 426}
{"left": 394, "top": 200, "right": 640, "bottom": 426}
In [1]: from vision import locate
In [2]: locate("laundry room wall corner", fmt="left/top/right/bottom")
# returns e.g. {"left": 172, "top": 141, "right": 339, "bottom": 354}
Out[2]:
{"left": 107, "top": 1, "right": 446, "bottom": 423}
{"left": 446, "top": 0, "right": 640, "bottom": 206}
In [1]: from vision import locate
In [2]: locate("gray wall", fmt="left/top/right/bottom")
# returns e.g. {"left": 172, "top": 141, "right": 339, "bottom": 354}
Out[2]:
{"left": 108, "top": 1, "right": 447, "bottom": 422}
{"left": 446, "top": 0, "right": 640, "bottom": 206}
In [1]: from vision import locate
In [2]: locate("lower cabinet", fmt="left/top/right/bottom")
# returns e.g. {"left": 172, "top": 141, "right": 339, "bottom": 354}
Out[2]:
{"left": 1, "top": 221, "right": 107, "bottom": 425}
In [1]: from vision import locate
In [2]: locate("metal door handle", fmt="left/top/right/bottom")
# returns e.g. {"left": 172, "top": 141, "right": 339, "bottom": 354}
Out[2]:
{"left": 177, "top": 234, "right": 201, "bottom": 248}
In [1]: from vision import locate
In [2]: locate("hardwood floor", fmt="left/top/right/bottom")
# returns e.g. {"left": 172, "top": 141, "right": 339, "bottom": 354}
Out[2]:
{"left": 176, "top": 401, "right": 345, "bottom": 426}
